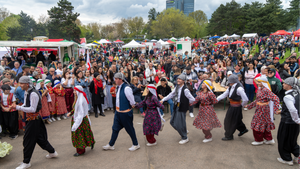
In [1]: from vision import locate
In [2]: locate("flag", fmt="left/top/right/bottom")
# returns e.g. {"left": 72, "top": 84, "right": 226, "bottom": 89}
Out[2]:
{"left": 86, "top": 50, "right": 91, "bottom": 70}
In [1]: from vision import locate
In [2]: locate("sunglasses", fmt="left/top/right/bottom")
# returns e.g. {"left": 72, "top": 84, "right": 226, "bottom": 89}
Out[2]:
{"left": 268, "top": 71, "right": 273, "bottom": 74}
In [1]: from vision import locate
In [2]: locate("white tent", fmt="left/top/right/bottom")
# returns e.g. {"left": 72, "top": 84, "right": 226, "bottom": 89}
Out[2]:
{"left": 0, "top": 47, "right": 10, "bottom": 58}
{"left": 122, "top": 40, "right": 145, "bottom": 48}
{"left": 85, "top": 43, "right": 98, "bottom": 47}
{"left": 150, "top": 39, "right": 157, "bottom": 42}
{"left": 220, "top": 34, "right": 228, "bottom": 39}
{"left": 170, "top": 37, "right": 177, "bottom": 40}
{"left": 229, "top": 34, "right": 240, "bottom": 38}
{"left": 186, "top": 36, "right": 191, "bottom": 40}
{"left": 157, "top": 39, "right": 164, "bottom": 43}
{"left": 98, "top": 39, "right": 111, "bottom": 44}
{"left": 242, "top": 33, "right": 258, "bottom": 38}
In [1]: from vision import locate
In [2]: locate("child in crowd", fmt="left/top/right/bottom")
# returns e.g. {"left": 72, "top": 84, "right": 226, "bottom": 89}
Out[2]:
{"left": 45, "top": 80, "right": 56, "bottom": 122}
{"left": 110, "top": 81, "right": 117, "bottom": 113}
{"left": 36, "top": 79, "right": 52, "bottom": 124}
{"left": 0, "top": 84, "right": 18, "bottom": 139}
{"left": 53, "top": 80, "right": 68, "bottom": 120}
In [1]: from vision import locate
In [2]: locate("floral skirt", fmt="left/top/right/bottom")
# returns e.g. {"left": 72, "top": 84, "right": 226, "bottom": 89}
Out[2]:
{"left": 193, "top": 106, "right": 222, "bottom": 130}
{"left": 48, "top": 94, "right": 55, "bottom": 112}
{"left": 39, "top": 96, "right": 50, "bottom": 119}
{"left": 71, "top": 116, "right": 95, "bottom": 149}
{"left": 55, "top": 96, "right": 68, "bottom": 115}
{"left": 251, "top": 105, "right": 275, "bottom": 132}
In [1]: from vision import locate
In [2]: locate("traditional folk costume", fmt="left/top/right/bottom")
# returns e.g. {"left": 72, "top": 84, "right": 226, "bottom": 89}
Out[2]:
{"left": 15, "top": 76, "right": 57, "bottom": 169}
{"left": 89, "top": 72, "right": 105, "bottom": 117}
{"left": 45, "top": 80, "right": 56, "bottom": 122}
{"left": 135, "top": 84, "right": 164, "bottom": 146}
{"left": 247, "top": 76, "right": 280, "bottom": 145}
{"left": 53, "top": 80, "right": 68, "bottom": 118}
{"left": 217, "top": 74, "right": 249, "bottom": 141}
{"left": 61, "top": 78, "right": 74, "bottom": 113}
{"left": 70, "top": 86, "right": 95, "bottom": 156}
{"left": 161, "top": 74, "right": 195, "bottom": 144}
{"left": 0, "top": 85, "right": 18, "bottom": 139}
{"left": 36, "top": 79, "right": 52, "bottom": 122}
{"left": 276, "top": 77, "right": 300, "bottom": 165}
{"left": 103, "top": 73, "right": 140, "bottom": 151}
{"left": 190, "top": 80, "right": 222, "bottom": 143}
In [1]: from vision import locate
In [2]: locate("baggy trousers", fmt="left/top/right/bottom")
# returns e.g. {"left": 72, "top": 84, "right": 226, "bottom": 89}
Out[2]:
{"left": 277, "top": 121, "right": 299, "bottom": 161}
{"left": 109, "top": 110, "right": 138, "bottom": 146}
{"left": 224, "top": 105, "right": 247, "bottom": 138}
{"left": 23, "top": 118, "right": 55, "bottom": 163}
{"left": 170, "top": 107, "right": 187, "bottom": 140}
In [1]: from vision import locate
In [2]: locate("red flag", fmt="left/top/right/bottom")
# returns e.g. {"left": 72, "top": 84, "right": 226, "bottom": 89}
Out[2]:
{"left": 86, "top": 50, "right": 91, "bottom": 70}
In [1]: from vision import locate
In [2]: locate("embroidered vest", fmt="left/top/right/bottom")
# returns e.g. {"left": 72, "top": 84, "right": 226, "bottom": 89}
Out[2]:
{"left": 1, "top": 93, "right": 16, "bottom": 112}
{"left": 119, "top": 83, "right": 131, "bottom": 111}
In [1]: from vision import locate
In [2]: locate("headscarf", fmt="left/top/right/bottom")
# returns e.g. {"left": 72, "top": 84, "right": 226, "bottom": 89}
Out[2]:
{"left": 54, "top": 80, "right": 60, "bottom": 88}
{"left": 256, "top": 75, "right": 275, "bottom": 122}
{"left": 93, "top": 73, "right": 103, "bottom": 94}
{"left": 147, "top": 84, "right": 165, "bottom": 122}
{"left": 284, "top": 77, "right": 300, "bottom": 93}
{"left": 71, "top": 86, "right": 91, "bottom": 131}
{"left": 203, "top": 80, "right": 213, "bottom": 93}
{"left": 36, "top": 79, "right": 43, "bottom": 91}
{"left": 228, "top": 74, "right": 239, "bottom": 84}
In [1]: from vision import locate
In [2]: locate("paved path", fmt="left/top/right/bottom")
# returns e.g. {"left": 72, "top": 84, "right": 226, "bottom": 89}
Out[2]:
{"left": 0, "top": 103, "right": 298, "bottom": 169}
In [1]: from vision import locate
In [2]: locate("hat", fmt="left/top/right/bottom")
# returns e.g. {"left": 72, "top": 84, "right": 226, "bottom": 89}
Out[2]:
{"left": 177, "top": 74, "right": 187, "bottom": 81}
{"left": 54, "top": 80, "right": 60, "bottom": 88}
{"left": 203, "top": 80, "right": 213, "bottom": 93}
{"left": 2, "top": 78, "right": 10, "bottom": 84}
{"left": 269, "top": 68, "right": 276, "bottom": 74}
{"left": 19, "top": 76, "right": 31, "bottom": 84}
{"left": 1, "top": 84, "right": 11, "bottom": 91}
{"left": 139, "top": 74, "right": 144, "bottom": 78}
{"left": 22, "top": 65, "right": 30, "bottom": 70}
{"left": 267, "top": 56, "right": 273, "bottom": 60}
{"left": 114, "top": 72, "right": 125, "bottom": 80}
{"left": 284, "top": 77, "right": 299, "bottom": 89}
{"left": 5, "top": 66, "right": 10, "bottom": 70}
{"left": 94, "top": 72, "right": 100, "bottom": 78}
{"left": 274, "top": 57, "right": 279, "bottom": 60}
{"left": 228, "top": 74, "right": 239, "bottom": 84}
{"left": 227, "top": 71, "right": 232, "bottom": 75}
{"left": 32, "top": 71, "right": 38, "bottom": 77}
{"left": 45, "top": 79, "right": 51, "bottom": 85}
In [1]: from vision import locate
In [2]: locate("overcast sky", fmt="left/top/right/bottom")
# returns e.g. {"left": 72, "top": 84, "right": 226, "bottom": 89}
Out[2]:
{"left": 0, "top": 0, "right": 291, "bottom": 25}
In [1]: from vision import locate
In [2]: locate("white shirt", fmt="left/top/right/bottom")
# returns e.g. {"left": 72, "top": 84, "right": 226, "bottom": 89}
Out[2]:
{"left": 2, "top": 93, "right": 16, "bottom": 106}
{"left": 116, "top": 83, "right": 135, "bottom": 108}
{"left": 217, "top": 83, "right": 249, "bottom": 106}
{"left": 16, "top": 90, "right": 39, "bottom": 113}
{"left": 61, "top": 78, "right": 73, "bottom": 88}
{"left": 283, "top": 90, "right": 300, "bottom": 124}
{"left": 55, "top": 69, "right": 63, "bottom": 76}
{"left": 161, "top": 85, "right": 195, "bottom": 103}
{"left": 145, "top": 67, "right": 156, "bottom": 82}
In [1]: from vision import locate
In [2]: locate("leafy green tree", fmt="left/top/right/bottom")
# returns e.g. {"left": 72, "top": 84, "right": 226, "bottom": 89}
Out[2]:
{"left": 127, "top": 16, "right": 144, "bottom": 38}
{"left": 0, "top": 14, "right": 20, "bottom": 40}
{"left": 47, "top": 0, "right": 81, "bottom": 42}
{"left": 287, "top": 0, "right": 300, "bottom": 28}
{"left": 151, "top": 8, "right": 196, "bottom": 38}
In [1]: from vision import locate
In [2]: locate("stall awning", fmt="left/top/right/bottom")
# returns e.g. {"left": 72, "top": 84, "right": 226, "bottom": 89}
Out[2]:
{"left": 0, "top": 41, "right": 76, "bottom": 48}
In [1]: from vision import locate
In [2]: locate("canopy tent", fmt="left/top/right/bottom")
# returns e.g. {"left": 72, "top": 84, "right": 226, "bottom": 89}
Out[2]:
{"left": 150, "top": 39, "right": 157, "bottom": 42}
{"left": 229, "top": 34, "right": 240, "bottom": 38}
{"left": 0, "top": 47, "right": 10, "bottom": 57}
{"left": 270, "top": 30, "right": 291, "bottom": 36}
{"left": 170, "top": 37, "right": 177, "bottom": 40}
{"left": 85, "top": 43, "right": 98, "bottom": 47}
{"left": 113, "top": 39, "right": 124, "bottom": 43}
{"left": 98, "top": 39, "right": 111, "bottom": 44}
{"left": 167, "top": 40, "right": 176, "bottom": 44}
{"left": 16, "top": 48, "right": 57, "bottom": 52}
{"left": 214, "top": 41, "right": 230, "bottom": 46}
{"left": 80, "top": 38, "right": 86, "bottom": 45}
{"left": 220, "top": 34, "right": 228, "bottom": 39}
{"left": 185, "top": 36, "right": 191, "bottom": 41}
{"left": 209, "top": 36, "right": 220, "bottom": 40}
{"left": 294, "top": 29, "right": 300, "bottom": 36}
{"left": 157, "top": 39, "right": 164, "bottom": 43}
{"left": 163, "top": 38, "right": 169, "bottom": 41}
{"left": 231, "top": 41, "right": 246, "bottom": 44}
{"left": 122, "top": 40, "right": 145, "bottom": 48}
{"left": 45, "top": 39, "right": 64, "bottom": 42}
{"left": 0, "top": 41, "right": 76, "bottom": 48}
{"left": 242, "top": 33, "right": 258, "bottom": 38}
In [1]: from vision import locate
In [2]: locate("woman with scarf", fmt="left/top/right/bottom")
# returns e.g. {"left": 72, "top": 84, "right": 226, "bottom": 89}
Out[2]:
{"left": 135, "top": 84, "right": 164, "bottom": 146}
{"left": 53, "top": 80, "right": 68, "bottom": 121}
{"left": 36, "top": 79, "right": 52, "bottom": 124}
{"left": 67, "top": 86, "right": 95, "bottom": 157}
{"left": 105, "top": 70, "right": 114, "bottom": 110}
{"left": 45, "top": 80, "right": 56, "bottom": 122}
{"left": 190, "top": 80, "right": 222, "bottom": 143}
{"left": 245, "top": 76, "right": 280, "bottom": 146}
{"left": 89, "top": 72, "right": 105, "bottom": 117}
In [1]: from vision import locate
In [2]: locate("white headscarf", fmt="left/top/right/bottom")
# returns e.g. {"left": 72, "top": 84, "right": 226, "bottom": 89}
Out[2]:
{"left": 36, "top": 79, "right": 52, "bottom": 102}
{"left": 256, "top": 76, "right": 276, "bottom": 122}
{"left": 71, "top": 86, "right": 91, "bottom": 131}
{"left": 147, "top": 84, "right": 165, "bottom": 122}
{"left": 203, "top": 80, "right": 213, "bottom": 93}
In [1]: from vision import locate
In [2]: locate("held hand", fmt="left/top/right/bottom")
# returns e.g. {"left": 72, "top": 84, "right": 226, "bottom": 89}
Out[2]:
{"left": 10, "top": 103, "right": 17, "bottom": 110}
{"left": 244, "top": 105, "right": 248, "bottom": 108}
{"left": 1, "top": 106, "right": 10, "bottom": 112}
{"left": 160, "top": 100, "right": 164, "bottom": 104}
{"left": 132, "top": 105, "right": 135, "bottom": 108}
{"left": 67, "top": 113, "right": 71, "bottom": 117}
{"left": 275, "top": 110, "right": 281, "bottom": 115}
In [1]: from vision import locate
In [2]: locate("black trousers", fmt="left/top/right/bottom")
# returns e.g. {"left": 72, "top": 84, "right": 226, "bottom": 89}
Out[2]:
{"left": 23, "top": 118, "right": 55, "bottom": 163}
{"left": 224, "top": 106, "right": 247, "bottom": 138}
{"left": 112, "top": 97, "right": 116, "bottom": 112}
{"left": 277, "top": 121, "right": 299, "bottom": 161}
{"left": 93, "top": 104, "right": 103, "bottom": 117}
{"left": 1, "top": 111, "right": 18, "bottom": 136}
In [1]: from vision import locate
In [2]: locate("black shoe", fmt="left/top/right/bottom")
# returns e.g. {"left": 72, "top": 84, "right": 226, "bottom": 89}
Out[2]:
{"left": 222, "top": 137, "right": 233, "bottom": 141}
{"left": 0, "top": 133, "right": 6, "bottom": 137}
{"left": 95, "top": 115, "right": 98, "bottom": 118}
{"left": 91, "top": 144, "right": 94, "bottom": 150}
{"left": 73, "top": 153, "right": 84, "bottom": 157}
{"left": 238, "top": 129, "right": 249, "bottom": 137}
{"left": 100, "top": 112, "right": 105, "bottom": 117}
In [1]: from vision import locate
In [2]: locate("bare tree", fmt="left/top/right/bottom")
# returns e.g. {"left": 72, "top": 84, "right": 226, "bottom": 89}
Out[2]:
{"left": 0, "top": 7, "right": 10, "bottom": 22}
{"left": 37, "top": 14, "right": 50, "bottom": 24}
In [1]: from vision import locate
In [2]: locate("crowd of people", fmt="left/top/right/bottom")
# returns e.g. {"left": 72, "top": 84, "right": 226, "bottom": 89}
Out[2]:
{"left": 0, "top": 35, "right": 299, "bottom": 168}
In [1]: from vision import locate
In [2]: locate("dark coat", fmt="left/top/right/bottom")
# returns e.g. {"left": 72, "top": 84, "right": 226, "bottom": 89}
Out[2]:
{"left": 130, "top": 84, "right": 142, "bottom": 102}
{"left": 89, "top": 80, "right": 104, "bottom": 105}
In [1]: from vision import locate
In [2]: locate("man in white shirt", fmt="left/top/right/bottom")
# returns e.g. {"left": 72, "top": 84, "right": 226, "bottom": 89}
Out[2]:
{"left": 276, "top": 77, "right": 300, "bottom": 166}
{"left": 9, "top": 76, "right": 58, "bottom": 169}
{"left": 217, "top": 74, "right": 249, "bottom": 141}
{"left": 145, "top": 62, "right": 156, "bottom": 84}
{"left": 161, "top": 74, "right": 195, "bottom": 145}
{"left": 103, "top": 73, "right": 140, "bottom": 152}
{"left": 55, "top": 62, "right": 63, "bottom": 77}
